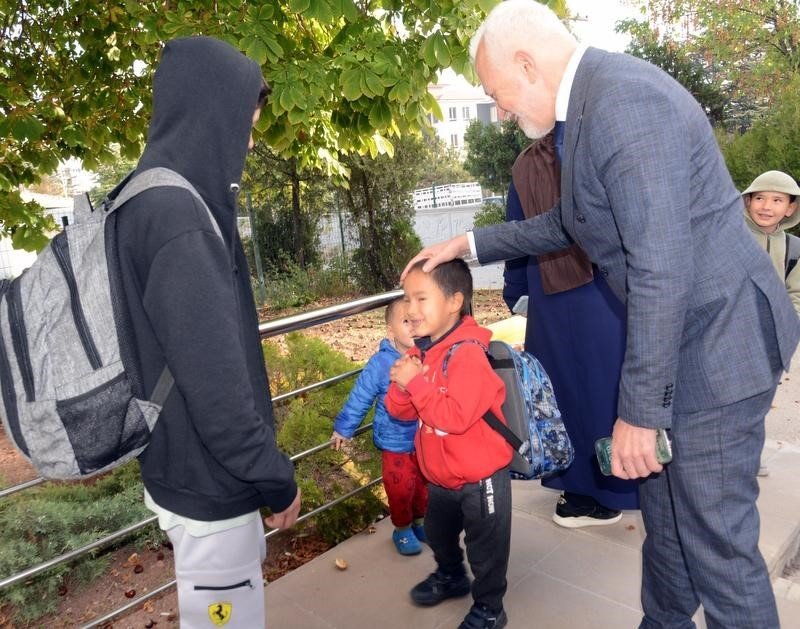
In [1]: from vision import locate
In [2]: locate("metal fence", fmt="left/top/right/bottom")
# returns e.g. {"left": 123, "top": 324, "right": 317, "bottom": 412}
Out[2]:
{"left": 0, "top": 289, "right": 403, "bottom": 628}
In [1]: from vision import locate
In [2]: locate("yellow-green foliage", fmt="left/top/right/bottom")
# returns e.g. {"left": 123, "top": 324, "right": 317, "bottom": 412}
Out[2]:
{"left": 265, "top": 333, "right": 386, "bottom": 543}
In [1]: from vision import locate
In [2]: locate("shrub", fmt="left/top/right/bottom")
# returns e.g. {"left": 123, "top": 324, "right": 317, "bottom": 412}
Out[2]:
{"left": 473, "top": 200, "right": 506, "bottom": 228}
{"left": 265, "top": 333, "right": 386, "bottom": 543}
{"left": 0, "top": 462, "right": 162, "bottom": 623}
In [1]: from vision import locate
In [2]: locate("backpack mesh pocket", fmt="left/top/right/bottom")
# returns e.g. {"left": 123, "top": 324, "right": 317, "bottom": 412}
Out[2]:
{"left": 56, "top": 373, "right": 150, "bottom": 475}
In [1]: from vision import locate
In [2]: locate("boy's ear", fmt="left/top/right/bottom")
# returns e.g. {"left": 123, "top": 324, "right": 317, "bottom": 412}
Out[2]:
{"left": 449, "top": 292, "right": 465, "bottom": 314}
{"left": 787, "top": 200, "right": 798, "bottom": 216}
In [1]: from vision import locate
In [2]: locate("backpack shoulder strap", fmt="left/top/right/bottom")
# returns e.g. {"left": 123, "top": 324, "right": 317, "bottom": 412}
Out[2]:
{"left": 107, "top": 167, "right": 223, "bottom": 241}
{"left": 442, "top": 339, "right": 524, "bottom": 453}
{"left": 786, "top": 233, "right": 800, "bottom": 277}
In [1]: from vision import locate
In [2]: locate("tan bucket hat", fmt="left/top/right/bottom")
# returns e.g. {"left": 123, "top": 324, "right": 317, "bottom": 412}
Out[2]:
{"left": 742, "top": 170, "right": 800, "bottom": 197}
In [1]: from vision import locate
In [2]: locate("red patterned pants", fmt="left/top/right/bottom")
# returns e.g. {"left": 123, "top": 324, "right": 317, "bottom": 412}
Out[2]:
{"left": 382, "top": 450, "right": 429, "bottom": 528}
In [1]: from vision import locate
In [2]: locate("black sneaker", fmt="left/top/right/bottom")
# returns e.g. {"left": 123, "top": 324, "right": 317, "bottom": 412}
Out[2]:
{"left": 410, "top": 569, "right": 471, "bottom": 606}
{"left": 552, "top": 492, "right": 622, "bottom": 528}
{"left": 458, "top": 604, "right": 508, "bottom": 629}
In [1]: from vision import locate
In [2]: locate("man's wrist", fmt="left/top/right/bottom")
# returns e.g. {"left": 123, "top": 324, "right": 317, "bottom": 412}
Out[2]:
{"left": 466, "top": 231, "right": 478, "bottom": 261}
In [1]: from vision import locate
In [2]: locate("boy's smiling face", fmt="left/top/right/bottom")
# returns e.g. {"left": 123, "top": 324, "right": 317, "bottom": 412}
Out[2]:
{"left": 746, "top": 190, "right": 797, "bottom": 234}
{"left": 403, "top": 269, "right": 463, "bottom": 342}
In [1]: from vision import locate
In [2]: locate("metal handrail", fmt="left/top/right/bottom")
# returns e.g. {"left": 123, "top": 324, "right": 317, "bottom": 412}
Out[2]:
{"left": 258, "top": 289, "right": 403, "bottom": 338}
{"left": 81, "top": 477, "right": 384, "bottom": 629}
{"left": 0, "top": 423, "right": 374, "bottom": 591}
{"left": 0, "top": 476, "right": 44, "bottom": 498}
{"left": 0, "top": 290, "right": 402, "bottom": 621}
{"left": 0, "top": 290, "right": 402, "bottom": 499}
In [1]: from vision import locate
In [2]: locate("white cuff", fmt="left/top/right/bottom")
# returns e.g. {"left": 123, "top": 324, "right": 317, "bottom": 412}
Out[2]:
{"left": 466, "top": 231, "right": 478, "bottom": 260}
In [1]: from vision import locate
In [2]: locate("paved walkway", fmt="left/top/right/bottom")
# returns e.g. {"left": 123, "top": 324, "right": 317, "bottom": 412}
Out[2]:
{"left": 265, "top": 368, "right": 800, "bottom": 628}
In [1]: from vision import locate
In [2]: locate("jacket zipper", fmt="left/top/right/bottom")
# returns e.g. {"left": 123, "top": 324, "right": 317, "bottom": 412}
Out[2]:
{"left": 51, "top": 233, "right": 103, "bottom": 370}
{"left": 6, "top": 280, "right": 35, "bottom": 401}
{"left": 0, "top": 280, "right": 28, "bottom": 456}
{"left": 194, "top": 579, "right": 254, "bottom": 591}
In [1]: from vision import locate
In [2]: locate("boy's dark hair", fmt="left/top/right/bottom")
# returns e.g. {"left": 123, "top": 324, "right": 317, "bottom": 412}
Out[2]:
{"left": 257, "top": 80, "right": 271, "bottom": 108}
{"left": 408, "top": 259, "right": 472, "bottom": 316}
{"left": 385, "top": 297, "right": 405, "bottom": 323}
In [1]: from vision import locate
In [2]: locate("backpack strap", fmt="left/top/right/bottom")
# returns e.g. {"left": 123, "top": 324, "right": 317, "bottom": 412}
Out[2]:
{"left": 150, "top": 365, "right": 175, "bottom": 408}
{"left": 442, "top": 341, "right": 525, "bottom": 454}
{"left": 107, "top": 167, "right": 223, "bottom": 241}
{"left": 786, "top": 233, "right": 800, "bottom": 278}
{"left": 106, "top": 167, "right": 226, "bottom": 409}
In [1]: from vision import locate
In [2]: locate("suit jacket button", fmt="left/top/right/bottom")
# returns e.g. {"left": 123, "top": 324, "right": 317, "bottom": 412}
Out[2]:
{"left": 600, "top": 267, "right": 609, "bottom": 276}
{"left": 577, "top": 214, "right": 586, "bottom": 223}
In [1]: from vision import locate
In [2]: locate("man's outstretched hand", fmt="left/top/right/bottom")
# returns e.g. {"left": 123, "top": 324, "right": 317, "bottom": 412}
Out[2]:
{"left": 400, "top": 234, "right": 471, "bottom": 281}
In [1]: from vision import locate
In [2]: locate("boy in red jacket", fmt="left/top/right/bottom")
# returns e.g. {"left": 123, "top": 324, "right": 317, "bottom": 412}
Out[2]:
{"left": 386, "top": 259, "right": 513, "bottom": 629}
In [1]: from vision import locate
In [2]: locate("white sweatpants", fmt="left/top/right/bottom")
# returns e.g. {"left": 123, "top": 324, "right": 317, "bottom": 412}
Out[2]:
{"left": 167, "top": 517, "right": 267, "bottom": 628}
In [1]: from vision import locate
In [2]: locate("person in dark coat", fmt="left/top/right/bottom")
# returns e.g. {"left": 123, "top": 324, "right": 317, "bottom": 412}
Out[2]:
{"left": 503, "top": 134, "right": 639, "bottom": 527}
{"left": 112, "top": 36, "right": 300, "bottom": 627}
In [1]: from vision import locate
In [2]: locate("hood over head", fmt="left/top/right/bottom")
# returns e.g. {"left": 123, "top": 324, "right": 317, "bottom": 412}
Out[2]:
{"left": 137, "top": 36, "right": 264, "bottom": 237}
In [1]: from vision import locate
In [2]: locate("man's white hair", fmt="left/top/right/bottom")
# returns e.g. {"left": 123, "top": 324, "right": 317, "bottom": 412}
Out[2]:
{"left": 469, "top": 0, "right": 573, "bottom": 65}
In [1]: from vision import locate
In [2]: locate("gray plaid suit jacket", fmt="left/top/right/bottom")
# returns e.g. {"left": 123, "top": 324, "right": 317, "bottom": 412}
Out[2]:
{"left": 475, "top": 48, "right": 800, "bottom": 429}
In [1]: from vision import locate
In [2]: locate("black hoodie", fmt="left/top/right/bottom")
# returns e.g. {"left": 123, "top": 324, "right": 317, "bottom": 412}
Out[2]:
{"left": 111, "top": 37, "right": 297, "bottom": 520}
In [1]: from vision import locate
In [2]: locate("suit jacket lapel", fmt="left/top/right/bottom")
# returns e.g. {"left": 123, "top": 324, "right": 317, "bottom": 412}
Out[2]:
{"left": 561, "top": 47, "right": 607, "bottom": 228}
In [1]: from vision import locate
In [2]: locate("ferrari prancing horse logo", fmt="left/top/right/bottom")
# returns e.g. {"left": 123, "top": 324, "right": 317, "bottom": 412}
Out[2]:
{"left": 208, "top": 602, "right": 232, "bottom": 626}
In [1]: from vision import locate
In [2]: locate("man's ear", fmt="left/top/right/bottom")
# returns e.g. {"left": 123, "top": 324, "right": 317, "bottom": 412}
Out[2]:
{"left": 514, "top": 50, "right": 537, "bottom": 84}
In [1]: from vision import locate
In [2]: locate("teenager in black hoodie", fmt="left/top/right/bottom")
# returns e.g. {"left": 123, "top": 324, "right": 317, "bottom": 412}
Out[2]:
{"left": 111, "top": 36, "right": 300, "bottom": 627}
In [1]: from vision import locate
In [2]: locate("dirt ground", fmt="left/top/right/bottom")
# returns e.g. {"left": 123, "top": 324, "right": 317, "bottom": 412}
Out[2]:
{"left": 0, "top": 290, "right": 508, "bottom": 628}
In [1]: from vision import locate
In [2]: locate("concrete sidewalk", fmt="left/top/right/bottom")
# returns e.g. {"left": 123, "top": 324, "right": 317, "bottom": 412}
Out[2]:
{"left": 264, "top": 368, "right": 800, "bottom": 628}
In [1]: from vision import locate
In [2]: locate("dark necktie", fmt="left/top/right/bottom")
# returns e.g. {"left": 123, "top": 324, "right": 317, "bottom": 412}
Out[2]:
{"left": 553, "top": 120, "right": 565, "bottom": 164}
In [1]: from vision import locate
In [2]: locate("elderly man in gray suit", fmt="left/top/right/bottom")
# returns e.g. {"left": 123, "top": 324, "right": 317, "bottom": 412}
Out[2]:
{"left": 404, "top": 1, "right": 800, "bottom": 628}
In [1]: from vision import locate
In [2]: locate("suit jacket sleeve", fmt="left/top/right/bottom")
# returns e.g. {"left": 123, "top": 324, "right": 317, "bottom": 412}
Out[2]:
{"left": 473, "top": 201, "right": 571, "bottom": 264}
{"left": 589, "top": 82, "right": 694, "bottom": 428}
{"left": 503, "top": 182, "right": 529, "bottom": 312}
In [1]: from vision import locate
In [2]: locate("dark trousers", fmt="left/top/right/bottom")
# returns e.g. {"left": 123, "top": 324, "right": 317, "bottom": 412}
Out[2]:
{"left": 639, "top": 385, "right": 780, "bottom": 629}
{"left": 424, "top": 465, "right": 512, "bottom": 612}
{"left": 382, "top": 450, "right": 428, "bottom": 528}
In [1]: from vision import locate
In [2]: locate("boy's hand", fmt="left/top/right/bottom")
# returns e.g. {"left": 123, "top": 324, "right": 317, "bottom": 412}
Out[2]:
{"left": 390, "top": 355, "right": 425, "bottom": 389}
{"left": 331, "top": 431, "right": 349, "bottom": 450}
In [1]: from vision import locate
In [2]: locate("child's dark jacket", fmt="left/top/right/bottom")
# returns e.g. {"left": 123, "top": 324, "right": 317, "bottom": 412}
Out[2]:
{"left": 334, "top": 338, "right": 418, "bottom": 453}
{"left": 386, "top": 316, "right": 512, "bottom": 489}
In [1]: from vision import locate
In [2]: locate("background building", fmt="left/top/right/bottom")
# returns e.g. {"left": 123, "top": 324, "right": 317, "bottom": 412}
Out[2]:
{"left": 427, "top": 69, "right": 497, "bottom": 153}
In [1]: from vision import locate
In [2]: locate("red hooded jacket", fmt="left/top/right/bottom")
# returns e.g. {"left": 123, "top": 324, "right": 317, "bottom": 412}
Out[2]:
{"left": 385, "top": 316, "right": 512, "bottom": 489}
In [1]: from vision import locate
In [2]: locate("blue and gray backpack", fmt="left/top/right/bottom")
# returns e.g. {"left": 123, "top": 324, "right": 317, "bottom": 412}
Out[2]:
{"left": 443, "top": 339, "right": 574, "bottom": 480}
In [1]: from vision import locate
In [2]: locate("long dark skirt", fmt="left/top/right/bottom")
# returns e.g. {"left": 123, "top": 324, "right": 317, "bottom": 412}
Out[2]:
{"left": 504, "top": 184, "right": 639, "bottom": 510}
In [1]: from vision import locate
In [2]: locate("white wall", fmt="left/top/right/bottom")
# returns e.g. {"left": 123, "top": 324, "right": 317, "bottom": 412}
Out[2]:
{"left": 413, "top": 204, "right": 504, "bottom": 289}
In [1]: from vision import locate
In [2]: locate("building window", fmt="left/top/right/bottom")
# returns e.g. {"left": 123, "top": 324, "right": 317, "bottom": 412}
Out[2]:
{"left": 462, "top": 106, "right": 471, "bottom": 120}
{"left": 448, "top": 107, "right": 457, "bottom": 121}
{"left": 489, "top": 105, "right": 498, "bottom": 123}
{"left": 450, "top": 134, "right": 459, "bottom": 147}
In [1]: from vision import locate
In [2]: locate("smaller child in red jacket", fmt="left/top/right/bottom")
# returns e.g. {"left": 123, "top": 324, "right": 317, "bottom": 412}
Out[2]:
{"left": 386, "top": 259, "right": 513, "bottom": 629}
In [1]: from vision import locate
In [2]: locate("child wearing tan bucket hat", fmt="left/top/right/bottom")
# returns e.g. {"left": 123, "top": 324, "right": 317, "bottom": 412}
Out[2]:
{"left": 742, "top": 170, "right": 800, "bottom": 316}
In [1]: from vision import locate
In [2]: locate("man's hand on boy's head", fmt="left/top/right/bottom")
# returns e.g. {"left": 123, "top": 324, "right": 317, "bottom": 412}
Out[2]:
{"left": 389, "top": 355, "right": 425, "bottom": 389}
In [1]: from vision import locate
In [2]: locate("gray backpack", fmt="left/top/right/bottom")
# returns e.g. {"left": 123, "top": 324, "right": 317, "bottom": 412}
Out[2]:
{"left": 0, "top": 168, "right": 221, "bottom": 480}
